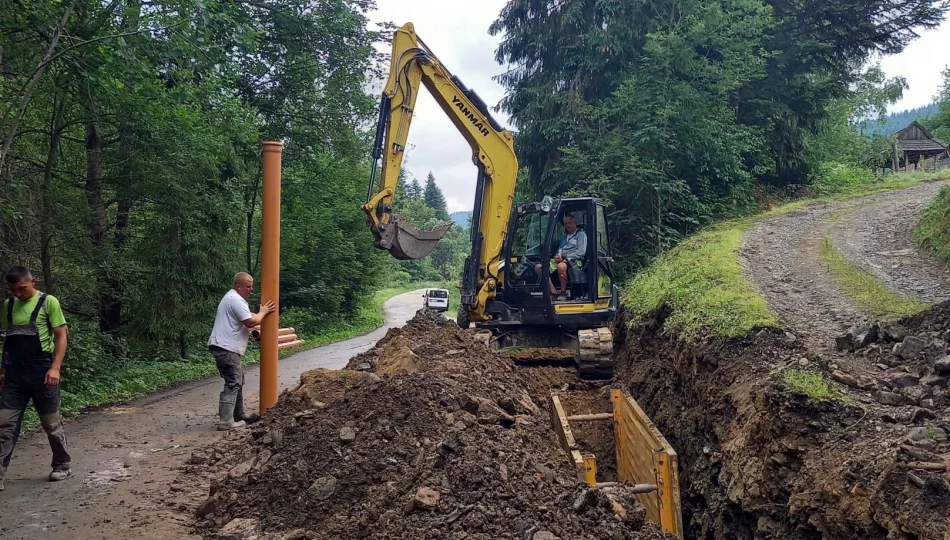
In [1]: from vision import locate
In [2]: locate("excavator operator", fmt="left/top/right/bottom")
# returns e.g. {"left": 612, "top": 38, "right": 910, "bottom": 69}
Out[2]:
{"left": 535, "top": 213, "right": 587, "bottom": 301}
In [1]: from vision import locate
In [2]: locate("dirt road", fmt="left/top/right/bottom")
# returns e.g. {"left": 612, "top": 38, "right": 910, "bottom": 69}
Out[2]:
{"left": 0, "top": 290, "right": 426, "bottom": 539}
{"left": 742, "top": 181, "right": 950, "bottom": 350}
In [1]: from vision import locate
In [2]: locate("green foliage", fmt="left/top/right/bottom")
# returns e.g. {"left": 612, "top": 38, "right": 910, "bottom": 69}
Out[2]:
{"left": 780, "top": 368, "right": 847, "bottom": 403}
{"left": 0, "top": 0, "right": 389, "bottom": 418}
{"left": 916, "top": 185, "right": 950, "bottom": 264}
{"left": 930, "top": 67, "right": 950, "bottom": 142}
{"left": 491, "top": 0, "right": 943, "bottom": 270}
{"left": 818, "top": 236, "right": 928, "bottom": 318}
{"left": 622, "top": 218, "right": 780, "bottom": 339}
{"left": 864, "top": 103, "right": 940, "bottom": 136}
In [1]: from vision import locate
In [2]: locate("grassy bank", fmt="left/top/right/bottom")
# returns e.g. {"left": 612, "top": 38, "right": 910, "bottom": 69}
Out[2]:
{"left": 21, "top": 281, "right": 447, "bottom": 432}
{"left": 622, "top": 169, "right": 950, "bottom": 340}
{"left": 915, "top": 184, "right": 950, "bottom": 263}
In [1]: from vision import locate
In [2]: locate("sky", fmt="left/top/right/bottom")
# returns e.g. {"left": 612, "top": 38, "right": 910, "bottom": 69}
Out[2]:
{"left": 368, "top": 2, "right": 950, "bottom": 213}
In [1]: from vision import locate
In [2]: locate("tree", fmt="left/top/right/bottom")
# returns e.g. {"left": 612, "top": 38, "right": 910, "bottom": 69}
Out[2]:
{"left": 423, "top": 172, "right": 450, "bottom": 220}
{"left": 931, "top": 67, "right": 950, "bottom": 142}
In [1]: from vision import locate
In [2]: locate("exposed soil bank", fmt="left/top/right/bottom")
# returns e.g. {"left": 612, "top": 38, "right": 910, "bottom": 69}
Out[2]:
{"left": 615, "top": 307, "right": 950, "bottom": 540}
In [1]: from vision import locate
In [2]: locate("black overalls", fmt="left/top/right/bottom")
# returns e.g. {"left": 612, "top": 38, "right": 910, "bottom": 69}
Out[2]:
{"left": 0, "top": 294, "right": 70, "bottom": 473}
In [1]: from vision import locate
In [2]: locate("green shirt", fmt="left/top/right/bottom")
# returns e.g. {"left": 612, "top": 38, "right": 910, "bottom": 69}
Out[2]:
{"left": 1, "top": 292, "right": 67, "bottom": 353}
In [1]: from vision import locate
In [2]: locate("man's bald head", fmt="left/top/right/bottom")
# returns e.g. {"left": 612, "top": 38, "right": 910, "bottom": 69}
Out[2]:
{"left": 233, "top": 272, "right": 254, "bottom": 298}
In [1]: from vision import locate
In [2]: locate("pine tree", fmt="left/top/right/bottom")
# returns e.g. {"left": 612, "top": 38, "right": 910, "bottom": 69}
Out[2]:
{"left": 423, "top": 172, "right": 449, "bottom": 220}
{"left": 408, "top": 176, "right": 423, "bottom": 201}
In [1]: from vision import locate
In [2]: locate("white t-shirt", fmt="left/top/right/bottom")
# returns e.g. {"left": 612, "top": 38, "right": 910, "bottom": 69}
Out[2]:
{"left": 208, "top": 289, "right": 253, "bottom": 355}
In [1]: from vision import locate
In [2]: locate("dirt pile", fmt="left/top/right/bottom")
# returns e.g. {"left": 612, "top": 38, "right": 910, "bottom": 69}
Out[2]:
{"left": 186, "top": 311, "right": 664, "bottom": 540}
{"left": 615, "top": 306, "right": 950, "bottom": 540}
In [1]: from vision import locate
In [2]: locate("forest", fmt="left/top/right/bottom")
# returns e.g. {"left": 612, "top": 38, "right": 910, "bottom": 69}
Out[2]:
{"left": 1, "top": 0, "right": 949, "bottom": 414}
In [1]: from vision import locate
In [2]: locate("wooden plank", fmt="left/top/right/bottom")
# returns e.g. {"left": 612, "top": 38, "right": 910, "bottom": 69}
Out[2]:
{"left": 549, "top": 394, "right": 592, "bottom": 484}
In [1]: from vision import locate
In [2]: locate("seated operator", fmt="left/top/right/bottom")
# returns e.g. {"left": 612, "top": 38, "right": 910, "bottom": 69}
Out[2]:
{"left": 534, "top": 213, "right": 587, "bottom": 301}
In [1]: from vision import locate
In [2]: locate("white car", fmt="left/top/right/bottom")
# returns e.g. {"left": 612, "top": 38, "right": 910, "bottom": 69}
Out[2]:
{"left": 422, "top": 288, "right": 450, "bottom": 312}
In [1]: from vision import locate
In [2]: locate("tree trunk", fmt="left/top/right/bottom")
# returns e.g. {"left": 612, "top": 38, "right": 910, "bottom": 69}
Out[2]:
{"left": 40, "top": 95, "right": 66, "bottom": 294}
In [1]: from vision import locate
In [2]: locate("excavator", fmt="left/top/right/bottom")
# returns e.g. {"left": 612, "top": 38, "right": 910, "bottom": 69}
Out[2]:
{"left": 361, "top": 23, "right": 619, "bottom": 378}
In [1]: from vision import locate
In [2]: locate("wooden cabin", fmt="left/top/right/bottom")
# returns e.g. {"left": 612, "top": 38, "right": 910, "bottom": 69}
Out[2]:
{"left": 892, "top": 121, "right": 949, "bottom": 172}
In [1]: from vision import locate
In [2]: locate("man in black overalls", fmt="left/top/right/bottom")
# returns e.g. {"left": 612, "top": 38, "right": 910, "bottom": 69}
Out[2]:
{"left": 0, "top": 266, "right": 70, "bottom": 491}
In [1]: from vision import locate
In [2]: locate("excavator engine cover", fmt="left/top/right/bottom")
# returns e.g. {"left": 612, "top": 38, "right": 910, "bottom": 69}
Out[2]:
{"left": 375, "top": 214, "right": 453, "bottom": 260}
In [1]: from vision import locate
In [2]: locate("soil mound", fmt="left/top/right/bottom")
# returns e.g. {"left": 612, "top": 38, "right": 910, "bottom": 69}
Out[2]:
{"left": 616, "top": 306, "right": 950, "bottom": 539}
{"left": 188, "top": 312, "right": 663, "bottom": 539}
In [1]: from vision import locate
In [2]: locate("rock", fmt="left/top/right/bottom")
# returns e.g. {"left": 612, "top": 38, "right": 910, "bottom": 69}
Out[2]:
{"left": 276, "top": 530, "right": 309, "bottom": 540}
{"left": 836, "top": 323, "right": 878, "bottom": 352}
{"left": 533, "top": 462, "right": 556, "bottom": 483}
{"left": 533, "top": 533, "right": 560, "bottom": 540}
{"left": 902, "top": 386, "right": 932, "bottom": 405}
{"left": 354, "top": 362, "right": 371, "bottom": 371}
{"left": 907, "top": 427, "right": 931, "bottom": 441}
{"left": 894, "top": 336, "right": 928, "bottom": 360}
{"left": 886, "top": 373, "right": 920, "bottom": 389}
{"left": 830, "top": 370, "right": 860, "bottom": 388}
{"left": 900, "top": 444, "right": 944, "bottom": 463}
{"left": 339, "top": 426, "right": 356, "bottom": 443}
{"left": 217, "top": 518, "right": 259, "bottom": 540}
{"left": 911, "top": 408, "right": 937, "bottom": 422}
{"left": 377, "top": 510, "right": 397, "bottom": 528}
{"left": 572, "top": 489, "right": 594, "bottom": 512}
{"left": 228, "top": 457, "right": 256, "bottom": 479}
{"left": 498, "top": 397, "right": 518, "bottom": 416}
{"left": 269, "top": 429, "right": 283, "bottom": 446}
{"left": 499, "top": 464, "right": 508, "bottom": 482}
{"left": 309, "top": 476, "right": 337, "bottom": 501}
{"left": 875, "top": 363, "right": 890, "bottom": 371}
{"left": 874, "top": 390, "right": 904, "bottom": 406}
{"left": 921, "top": 374, "right": 950, "bottom": 388}
{"left": 406, "top": 487, "right": 440, "bottom": 512}
{"left": 798, "top": 358, "right": 810, "bottom": 367}
{"left": 785, "top": 332, "right": 798, "bottom": 343}
{"left": 920, "top": 398, "right": 936, "bottom": 409}
{"left": 934, "top": 428, "right": 949, "bottom": 442}
{"left": 880, "top": 323, "right": 908, "bottom": 342}
{"left": 196, "top": 496, "right": 217, "bottom": 519}
{"left": 254, "top": 449, "right": 273, "bottom": 470}
{"left": 443, "top": 412, "right": 455, "bottom": 426}
{"left": 460, "top": 395, "right": 480, "bottom": 415}
{"left": 934, "top": 356, "right": 950, "bottom": 373}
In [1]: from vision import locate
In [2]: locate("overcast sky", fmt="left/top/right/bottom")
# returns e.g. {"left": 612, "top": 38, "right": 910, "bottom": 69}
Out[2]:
{"left": 368, "top": 3, "right": 950, "bottom": 213}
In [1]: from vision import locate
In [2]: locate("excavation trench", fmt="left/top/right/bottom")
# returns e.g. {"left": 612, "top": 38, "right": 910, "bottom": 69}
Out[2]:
{"left": 612, "top": 305, "right": 950, "bottom": 540}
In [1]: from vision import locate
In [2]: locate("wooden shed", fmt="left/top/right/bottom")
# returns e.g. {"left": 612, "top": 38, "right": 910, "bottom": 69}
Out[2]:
{"left": 892, "top": 121, "right": 949, "bottom": 172}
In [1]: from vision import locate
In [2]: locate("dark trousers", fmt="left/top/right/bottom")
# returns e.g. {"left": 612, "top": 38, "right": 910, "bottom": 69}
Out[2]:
{"left": 211, "top": 346, "right": 244, "bottom": 396}
{"left": 0, "top": 363, "right": 70, "bottom": 471}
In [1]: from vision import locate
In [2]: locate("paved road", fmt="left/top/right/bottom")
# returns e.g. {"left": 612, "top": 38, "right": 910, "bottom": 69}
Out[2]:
{"left": 0, "top": 290, "right": 425, "bottom": 539}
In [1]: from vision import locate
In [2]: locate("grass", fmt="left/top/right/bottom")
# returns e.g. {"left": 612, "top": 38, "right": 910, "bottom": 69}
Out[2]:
{"left": 779, "top": 368, "right": 848, "bottom": 403}
{"left": 622, "top": 169, "right": 948, "bottom": 340}
{"left": 817, "top": 238, "right": 929, "bottom": 319}
{"left": 915, "top": 184, "right": 950, "bottom": 264}
{"left": 18, "top": 281, "right": 447, "bottom": 432}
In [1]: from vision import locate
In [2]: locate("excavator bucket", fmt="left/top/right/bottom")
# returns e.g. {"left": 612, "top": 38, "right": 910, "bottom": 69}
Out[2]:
{"left": 376, "top": 214, "right": 453, "bottom": 260}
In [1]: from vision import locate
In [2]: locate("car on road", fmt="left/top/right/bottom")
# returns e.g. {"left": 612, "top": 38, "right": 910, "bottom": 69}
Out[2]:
{"left": 422, "top": 288, "right": 450, "bottom": 312}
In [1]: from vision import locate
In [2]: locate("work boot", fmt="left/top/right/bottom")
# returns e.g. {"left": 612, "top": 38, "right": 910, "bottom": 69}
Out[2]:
{"left": 217, "top": 392, "right": 246, "bottom": 431}
{"left": 48, "top": 466, "right": 70, "bottom": 482}
{"left": 234, "top": 392, "right": 260, "bottom": 425}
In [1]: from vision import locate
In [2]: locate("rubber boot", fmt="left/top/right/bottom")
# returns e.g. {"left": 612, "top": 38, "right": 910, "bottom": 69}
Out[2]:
{"left": 217, "top": 392, "right": 246, "bottom": 431}
{"left": 234, "top": 392, "right": 260, "bottom": 425}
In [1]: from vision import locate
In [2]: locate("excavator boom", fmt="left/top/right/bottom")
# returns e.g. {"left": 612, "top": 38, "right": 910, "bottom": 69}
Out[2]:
{"left": 361, "top": 23, "right": 518, "bottom": 319}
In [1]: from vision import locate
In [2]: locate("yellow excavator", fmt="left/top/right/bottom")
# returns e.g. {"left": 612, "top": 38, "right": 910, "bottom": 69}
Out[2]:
{"left": 361, "top": 23, "right": 618, "bottom": 378}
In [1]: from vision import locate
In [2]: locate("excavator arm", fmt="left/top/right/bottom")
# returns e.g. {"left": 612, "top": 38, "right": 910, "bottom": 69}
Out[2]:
{"left": 361, "top": 23, "right": 518, "bottom": 321}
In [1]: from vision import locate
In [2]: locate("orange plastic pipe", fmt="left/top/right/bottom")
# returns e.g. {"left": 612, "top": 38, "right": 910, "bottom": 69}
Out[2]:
{"left": 260, "top": 141, "right": 282, "bottom": 415}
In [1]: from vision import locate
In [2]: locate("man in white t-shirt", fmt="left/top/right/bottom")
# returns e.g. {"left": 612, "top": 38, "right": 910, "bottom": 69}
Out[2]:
{"left": 208, "top": 272, "right": 275, "bottom": 430}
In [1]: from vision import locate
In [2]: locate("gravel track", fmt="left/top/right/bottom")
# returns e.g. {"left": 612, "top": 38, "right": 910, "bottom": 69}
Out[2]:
{"left": 741, "top": 181, "right": 950, "bottom": 350}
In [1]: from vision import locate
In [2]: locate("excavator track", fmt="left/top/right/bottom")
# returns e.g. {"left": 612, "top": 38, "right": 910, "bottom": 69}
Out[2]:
{"left": 576, "top": 327, "right": 614, "bottom": 379}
